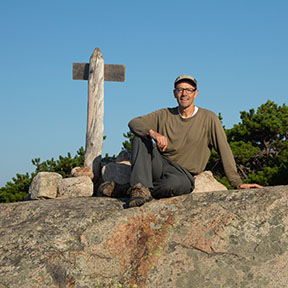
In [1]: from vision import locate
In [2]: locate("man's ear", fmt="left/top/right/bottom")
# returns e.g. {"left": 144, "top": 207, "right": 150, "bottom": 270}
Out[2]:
{"left": 194, "top": 90, "right": 199, "bottom": 99}
{"left": 173, "top": 89, "right": 177, "bottom": 98}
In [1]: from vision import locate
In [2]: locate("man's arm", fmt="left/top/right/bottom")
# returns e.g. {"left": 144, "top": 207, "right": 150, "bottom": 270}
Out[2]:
{"left": 129, "top": 109, "right": 169, "bottom": 152}
{"left": 128, "top": 110, "right": 163, "bottom": 138}
{"left": 209, "top": 113, "right": 263, "bottom": 189}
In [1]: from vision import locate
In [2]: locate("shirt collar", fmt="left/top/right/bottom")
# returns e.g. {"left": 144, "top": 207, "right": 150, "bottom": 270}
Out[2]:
{"left": 178, "top": 106, "right": 198, "bottom": 119}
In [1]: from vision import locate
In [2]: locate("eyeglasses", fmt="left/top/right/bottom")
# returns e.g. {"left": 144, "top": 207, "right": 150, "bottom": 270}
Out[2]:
{"left": 175, "top": 88, "right": 196, "bottom": 95}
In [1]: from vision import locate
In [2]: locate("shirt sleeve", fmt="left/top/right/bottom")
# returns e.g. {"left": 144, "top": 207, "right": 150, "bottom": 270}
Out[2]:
{"left": 209, "top": 113, "right": 243, "bottom": 188}
{"left": 128, "top": 109, "right": 164, "bottom": 138}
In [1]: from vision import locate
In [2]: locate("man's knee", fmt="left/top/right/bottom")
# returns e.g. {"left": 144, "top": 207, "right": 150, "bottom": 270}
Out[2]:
{"left": 131, "top": 135, "right": 153, "bottom": 154}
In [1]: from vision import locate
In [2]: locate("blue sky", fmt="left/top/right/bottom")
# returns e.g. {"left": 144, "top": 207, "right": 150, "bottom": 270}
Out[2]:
{"left": 1, "top": 0, "right": 287, "bottom": 187}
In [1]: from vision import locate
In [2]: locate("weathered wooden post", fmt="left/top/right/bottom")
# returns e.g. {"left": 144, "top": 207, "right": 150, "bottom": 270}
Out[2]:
{"left": 73, "top": 48, "right": 125, "bottom": 181}
{"left": 85, "top": 48, "right": 104, "bottom": 180}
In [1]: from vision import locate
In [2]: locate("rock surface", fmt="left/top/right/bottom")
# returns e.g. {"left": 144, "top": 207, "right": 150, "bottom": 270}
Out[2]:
{"left": 1, "top": 186, "right": 288, "bottom": 288}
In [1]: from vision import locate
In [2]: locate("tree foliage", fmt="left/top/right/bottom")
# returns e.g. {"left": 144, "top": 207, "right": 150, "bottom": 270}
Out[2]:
{"left": 0, "top": 173, "right": 32, "bottom": 203}
{"left": 0, "top": 147, "right": 85, "bottom": 203}
{"left": 122, "top": 131, "right": 134, "bottom": 154}
{"left": 207, "top": 100, "right": 288, "bottom": 186}
{"left": 32, "top": 147, "right": 85, "bottom": 177}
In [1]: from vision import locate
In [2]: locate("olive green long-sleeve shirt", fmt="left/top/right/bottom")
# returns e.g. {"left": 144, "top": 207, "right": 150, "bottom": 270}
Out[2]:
{"left": 128, "top": 107, "right": 242, "bottom": 188}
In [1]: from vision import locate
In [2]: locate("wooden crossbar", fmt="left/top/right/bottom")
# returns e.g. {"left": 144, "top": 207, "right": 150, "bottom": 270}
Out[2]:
{"left": 73, "top": 63, "right": 125, "bottom": 82}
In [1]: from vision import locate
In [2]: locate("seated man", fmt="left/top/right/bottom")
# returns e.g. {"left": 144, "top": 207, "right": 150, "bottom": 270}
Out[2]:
{"left": 126, "top": 74, "right": 262, "bottom": 207}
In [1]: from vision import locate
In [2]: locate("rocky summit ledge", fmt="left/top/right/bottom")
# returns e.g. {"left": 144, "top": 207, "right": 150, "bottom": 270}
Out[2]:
{"left": 1, "top": 186, "right": 288, "bottom": 288}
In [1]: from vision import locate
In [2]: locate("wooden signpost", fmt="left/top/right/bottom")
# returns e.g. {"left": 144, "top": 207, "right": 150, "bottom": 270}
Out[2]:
{"left": 73, "top": 48, "right": 125, "bottom": 181}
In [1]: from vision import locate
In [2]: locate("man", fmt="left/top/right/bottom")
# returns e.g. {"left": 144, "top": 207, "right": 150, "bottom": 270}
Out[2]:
{"left": 126, "top": 74, "right": 262, "bottom": 207}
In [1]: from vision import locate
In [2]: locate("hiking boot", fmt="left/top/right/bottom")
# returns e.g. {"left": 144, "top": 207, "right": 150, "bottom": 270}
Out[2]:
{"left": 127, "top": 183, "right": 152, "bottom": 208}
{"left": 97, "top": 181, "right": 115, "bottom": 197}
{"left": 97, "top": 181, "right": 130, "bottom": 198}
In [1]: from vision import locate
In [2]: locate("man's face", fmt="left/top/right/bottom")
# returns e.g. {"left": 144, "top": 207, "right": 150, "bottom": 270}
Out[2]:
{"left": 174, "top": 81, "right": 198, "bottom": 109}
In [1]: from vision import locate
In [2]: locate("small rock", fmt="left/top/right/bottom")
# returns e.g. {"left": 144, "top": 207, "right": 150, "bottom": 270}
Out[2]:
{"left": 29, "top": 172, "right": 63, "bottom": 200}
{"left": 71, "top": 167, "right": 94, "bottom": 180}
{"left": 102, "top": 162, "right": 131, "bottom": 185}
{"left": 194, "top": 171, "right": 227, "bottom": 193}
{"left": 57, "top": 176, "right": 94, "bottom": 199}
{"left": 116, "top": 150, "right": 131, "bottom": 163}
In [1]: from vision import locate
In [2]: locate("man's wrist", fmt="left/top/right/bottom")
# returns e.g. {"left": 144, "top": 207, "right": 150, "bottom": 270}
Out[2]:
{"left": 147, "top": 129, "right": 154, "bottom": 139}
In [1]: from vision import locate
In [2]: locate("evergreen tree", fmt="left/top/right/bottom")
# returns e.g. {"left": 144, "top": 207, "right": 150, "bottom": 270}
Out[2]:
{"left": 122, "top": 131, "right": 134, "bottom": 154}
{"left": 208, "top": 101, "right": 288, "bottom": 186}
{"left": 0, "top": 173, "right": 32, "bottom": 203}
{"left": 0, "top": 147, "right": 85, "bottom": 203}
{"left": 32, "top": 147, "right": 85, "bottom": 177}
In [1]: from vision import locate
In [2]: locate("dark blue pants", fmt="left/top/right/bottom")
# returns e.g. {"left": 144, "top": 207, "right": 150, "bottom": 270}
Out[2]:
{"left": 130, "top": 136, "right": 195, "bottom": 199}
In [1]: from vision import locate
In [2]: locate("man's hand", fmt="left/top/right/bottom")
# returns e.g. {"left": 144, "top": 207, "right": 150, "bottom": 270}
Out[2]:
{"left": 148, "top": 129, "right": 168, "bottom": 152}
{"left": 237, "top": 183, "right": 263, "bottom": 189}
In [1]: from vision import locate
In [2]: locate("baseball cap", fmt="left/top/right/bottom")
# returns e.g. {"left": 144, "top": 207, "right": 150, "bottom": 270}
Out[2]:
{"left": 174, "top": 74, "right": 197, "bottom": 89}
